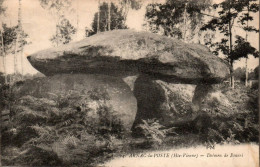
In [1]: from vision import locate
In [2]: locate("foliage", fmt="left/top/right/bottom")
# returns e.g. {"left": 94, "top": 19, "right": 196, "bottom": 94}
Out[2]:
{"left": 247, "top": 88, "right": 258, "bottom": 111}
{"left": 231, "top": 35, "right": 259, "bottom": 59}
{"left": 253, "top": 66, "right": 258, "bottom": 79}
{"left": 162, "top": 84, "right": 259, "bottom": 147}
{"left": 200, "top": 0, "right": 259, "bottom": 63}
{"left": 39, "top": 0, "right": 72, "bottom": 16}
{"left": 202, "top": 84, "right": 258, "bottom": 144}
{"left": 120, "top": 0, "right": 142, "bottom": 10}
{"left": 1, "top": 87, "right": 126, "bottom": 166}
{"left": 85, "top": 27, "right": 95, "bottom": 37}
{"left": 0, "top": 72, "right": 4, "bottom": 84}
{"left": 137, "top": 119, "right": 168, "bottom": 146}
{"left": 13, "top": 146, "right": 62, "bottom": 166}
{"left": 0, "top": 0, "right": 5, "bottom": 14}
{"left": 0, "top": 24, "right": 29, "bottom": 54}
{"left": 205, "top": 110, "right": 258, "bottom": 144}
{"left": 39, "top": 0, "right": 75, "bottom": 46}
{"left": 0, "top": 73, "right": 43, "bottom": 87}
{"left": 200, "top": 0, "right": 259, "bottom": 88}
{"left": 50, "top": 17, "right": 76, "bottom": 46}
{"left": 1, "top": 79, "right": 259, "bottom": 165}
{"left": 90, "top": 2, "right": 127, "bottom": 35}
{"left": 237, "top": 0, "right": 259, "bottom": 33}
{"left": 119, "top": 0, "right": 142, "bottom": 22}
{"left": 145, "top": 0, "right": 211, "bottom": 40}
{"left": 248, "top": 66, "right": 258, "bottom": 80}
{"left": 233, "top": 67, "right": 246, "bottom": 81}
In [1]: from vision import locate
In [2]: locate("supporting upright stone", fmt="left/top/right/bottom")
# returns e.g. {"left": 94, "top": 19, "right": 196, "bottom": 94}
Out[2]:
{"left": 132, "top": 75, "right": 168, "bottom": 129}
{"left": 131, "top": 75, "right": 216, "bottom": 136}
{"left": 131, "top": 75, "right": 194, "bottom": 136}
{"left": 12, "top": 74, "right": 137, "bottom": 131}
{"left": 191, "top": 84, "right": 213, "bottom": 113}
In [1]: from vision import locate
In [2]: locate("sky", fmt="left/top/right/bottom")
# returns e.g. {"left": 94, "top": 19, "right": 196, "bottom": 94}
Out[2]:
{"left": 0, "top": 0, "right": 259, "bottom": 74}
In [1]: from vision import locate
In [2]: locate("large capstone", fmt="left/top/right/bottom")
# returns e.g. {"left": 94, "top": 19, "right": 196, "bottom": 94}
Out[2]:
{"left": 27, "top": 30, "right": 230, "bottom": 84}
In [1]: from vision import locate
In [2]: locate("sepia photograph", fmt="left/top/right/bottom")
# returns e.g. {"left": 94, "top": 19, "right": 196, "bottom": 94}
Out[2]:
{"left": 0, "top": 0, "right": 259, "bottom": 166}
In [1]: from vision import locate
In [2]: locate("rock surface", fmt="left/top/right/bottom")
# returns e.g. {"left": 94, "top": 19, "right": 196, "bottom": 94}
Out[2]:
{"left": 131, "top": 75, "right": 196, "bottom": 135}
{"left": 26, "top": 30, "right": 231, "bottom": 133}
{"left": 12, "top": 74, "right": 137, "bottom": 130}
{"left": 28, "top": 30, "right": 230, "bottom": 84}
{"left": 131, "top": 75, "right": 234, "bottom": 135}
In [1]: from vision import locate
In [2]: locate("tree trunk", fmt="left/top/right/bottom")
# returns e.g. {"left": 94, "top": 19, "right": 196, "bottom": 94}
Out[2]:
{"left": 108, "top": 1, "right": 111, "bottom": 31}
{"left": 56, "top": 22, "right": 59, "bottom": 47}
{"left": 20, "top": 47, "right": 24, "bottom": 77}
{"left": 97, "top": 0, "right": 100, "bottom": 33}
{"left": 245, "top": 57, "right": 248, "bottom": 86}
{"left": 55, "top": 12, "right": 61, "bottom": 47}
{"left": 76, "top": 0, "right": 79, "bottom": 40}
{"left": 245, "top": 4, "right": 249, "bottom": 87}
{"left": 230, "top": 61, "right": 235, "bottom": 89}
{"left": 14, "top": 0, "right": 22, "bottom": 78}
{"left": 122, "top": 0, "right": 129, "bottom": 25}
{"left": 19, "top": 0, "right": 24, "bottom": 79}
{"left": 228, "top": 2, "right": 234, "bottom": 89}
{"left": 0, "top": 29, "right": 7, "bottom": 84}
{"left": 14, "top": 36, "right": 19, "bottom": 75}
{"left": 183, "top": 2, "right": 187, "bottom": 42}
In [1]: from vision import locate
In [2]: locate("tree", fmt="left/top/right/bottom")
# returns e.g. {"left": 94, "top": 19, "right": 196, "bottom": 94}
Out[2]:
{"left": 145, "top": 0, "right": 211, "bottom": 41}
{"left": 233, "top": 67, "right": 246, "bottom": 81}
{"left": 0, "top": 0, "right": 6, "bottom": 83}
{"left": 201, "top": 0, "right": 259, "bottom": 88}
{"left": 97, "top": 0, "right": 100, "bottom": 33}
{"left": 85, "top": 27, "right": 95, "bottom": 37}
{"left": 248, "top": 66, "right": 258, "bottom": 80}
{"left": 50, "top": 17, "right": 76, "bottom": 46}
{"left": 104, "top": 0, "right": 141, "bottom": 33}
{"left": 0, "top": 24, "right": 29, "bottom": 79}
{"left": 90, "top": 2, "right": 127, "bottom": 35}
{"left": 0, "top": 0, "right": 4, "bottom": 12}
{"left": 120, "top": 0, "right": 142, "bottom": 24}
{"left": 14, "top": 0, "right": 25, "bottom": 77}
{"left": 236, "top": 0, "right": 259, "bottom": 86}
{"left": 107, "top": 0, "right": 111, "bottom": 31}
{"left": 39, "top": 0, "right": 72, "bottom": 17}
{"left": 253, "top": 66, "right": 258, "bottom": 79}
{"left": 1, "top": 24, "right": 28, "bottom": 54}
{"left": 0, "top": 2, "right": 28, "bottom": 83}
{"left": 39, "top": 0, "right": 76, "bottom": 46}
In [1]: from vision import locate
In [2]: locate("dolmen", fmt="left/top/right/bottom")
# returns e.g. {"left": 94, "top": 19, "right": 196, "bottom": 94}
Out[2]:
{"left": 27, "top": 30, "right": 230, "bottom": 134}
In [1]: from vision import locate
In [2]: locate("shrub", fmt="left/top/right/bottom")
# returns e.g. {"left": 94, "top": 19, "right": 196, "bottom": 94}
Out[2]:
{"left": 247, "top": 89, "right": 258, "bottom": 112}
{"left": 13, "top": 146, "right": 62, "bottom": 166}
{"left": 137, "top": 119, "right": 168, "bottom": 147}
{"left": 2, "top": 87, "right": 126, "bottom": 166}
{"left": 199, "top": 110, "right": 259, "bottom": 145}
{"left": 194, "top": 84, "right": 259, "bottom": 145}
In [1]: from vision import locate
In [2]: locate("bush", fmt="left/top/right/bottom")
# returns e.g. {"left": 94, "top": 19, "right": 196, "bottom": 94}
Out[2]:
{"left": 247, "top": 89, "right": 258, "bottom": 112}
{"left": 13, "top": 146, "right": 62, "bottom": 166}
{"left": 137, "top": 119, "right": 168, "bottom": 147}
{"left": 171, "top": 84, "right": 259, "bottom": 146}
{"left": 198, "top": 84, "right": 259, "bottom": 145}
{"left": 1, "top": 88, "right": 126, "bottom": 166}
{"left": 251, "top": 81, "right": 258, "bottom": 90}
{"left": 205, "top": 111, "right": 258, "bottom": 144}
